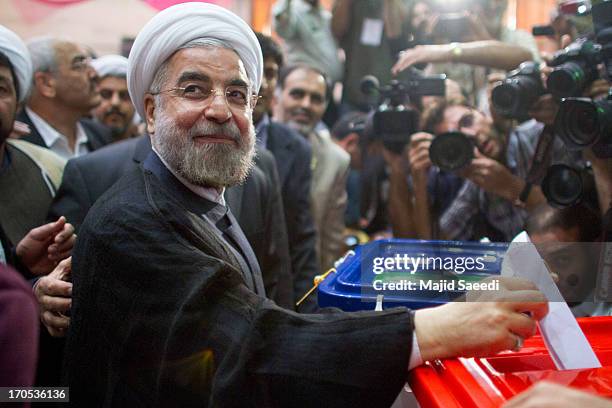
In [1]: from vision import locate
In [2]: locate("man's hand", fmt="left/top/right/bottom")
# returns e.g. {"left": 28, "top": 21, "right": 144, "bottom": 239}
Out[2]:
{"left": 460, "top": 149, "right": 521, "bottom": 200}
{"left": 16, "top": 216, "right": 76, "bottom": 276}
{"left": 584, "top": 78, "right": 611, "bottom": 100}
{"left": 528, "top": 94, "right": 559, "bottom": 126}
{"left": 9, "top": 120, "right": 31, "bottom": 139}
{"left": 34, "top": 257, "right": 72, "bottom": 338}
{"left": 408, "top": 132, "right": 433, "bottom": 183}
{"left": 414, "top": 277, "right": 548, "bottom": 361}
{"left": 503, "top": 381, "right": 612, "bottom": 408}
{"left": 380, "top": 144, "right": 406, "bottom": 176}
{"left": 392, "top": 44, "right": 452, "bottom": 75}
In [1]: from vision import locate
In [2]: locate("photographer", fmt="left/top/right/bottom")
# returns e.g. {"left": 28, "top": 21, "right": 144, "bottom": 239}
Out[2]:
{"left": 392, "top": 0, "right": 540, "bottom": 111}
{"left": 526, "top": 203, "right": 609, "bottom": 317}
{"left": 385, "top": 100, "right": 466, "bottom": 239}
{"left": 389, "top": 99, "right": 548, "bottom": 241}
{"left": 587, "top": 148, "right": 612, "bottom": 216}
{"left": 492, "top": 28, "right": 612, "bottom": 214}
{"left": 331, "top": 111, "right": 390, "bottom": 234}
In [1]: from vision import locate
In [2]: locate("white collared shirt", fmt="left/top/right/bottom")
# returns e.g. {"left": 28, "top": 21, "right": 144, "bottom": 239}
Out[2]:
{"left": 25, "top": 107, "right": 90, "bottom": 159}
{"left": 151, "top": 146, "right": 226, "bottom": 207}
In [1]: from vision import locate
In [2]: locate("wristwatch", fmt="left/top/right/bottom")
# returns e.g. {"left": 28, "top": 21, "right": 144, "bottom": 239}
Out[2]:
{"left": 449, "top": 42, "right": 463, "bottom": 61}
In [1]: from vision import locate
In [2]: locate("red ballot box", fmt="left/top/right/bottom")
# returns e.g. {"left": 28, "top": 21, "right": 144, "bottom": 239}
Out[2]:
{"left": 408, "top": 316, "right": 612, "bottom": 408}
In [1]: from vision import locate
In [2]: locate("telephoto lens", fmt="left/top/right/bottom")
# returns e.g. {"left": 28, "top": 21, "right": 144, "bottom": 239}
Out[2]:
{"left": 491, "top": 62, "right": 545, "bottom": 120}
{"left": 429, "top": 132, "right": 474, "bottom": 172}
{"left": 541, "top": 164, "right": 584, "bottom": 208}
{"left": 547, "top": 39, "right": 602, "bottom": 99}
{"left": 555, "top": 96, "right": 612, "bottom": 158}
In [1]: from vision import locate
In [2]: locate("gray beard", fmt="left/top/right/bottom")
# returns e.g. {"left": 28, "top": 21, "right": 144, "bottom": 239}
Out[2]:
{"left": 153, "top": 113, "right": 256, "bottom": 189}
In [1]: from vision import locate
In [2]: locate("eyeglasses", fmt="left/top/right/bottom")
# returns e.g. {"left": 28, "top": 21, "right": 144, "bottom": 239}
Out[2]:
{"left": 100, "top": 89, "right": 131, "bottom": 102}
{"left": 152, "top": 84, "right": 259, "bottom": 109}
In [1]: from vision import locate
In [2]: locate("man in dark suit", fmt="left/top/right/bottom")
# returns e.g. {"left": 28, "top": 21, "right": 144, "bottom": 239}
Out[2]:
{"left": 254, "top": 32, "right": 319, "bottom": 310}
{"left": 63, "top": 4, "right": 548, "bottom": 406}
{"left": 17, "top": 37, "right": 111, "bottom": 159}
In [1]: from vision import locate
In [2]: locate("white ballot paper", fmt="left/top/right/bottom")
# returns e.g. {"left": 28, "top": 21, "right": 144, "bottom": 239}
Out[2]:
{"left": 501, "top": 231, "right": 601, "bottom": 370}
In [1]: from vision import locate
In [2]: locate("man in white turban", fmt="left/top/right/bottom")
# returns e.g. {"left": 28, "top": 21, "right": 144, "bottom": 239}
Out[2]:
{"left": 64, "top": 3, "right": 548, "bottom": 407}
{"left": 0, "top": 24, "right": 73, "bottom": 266}
{"left": 0, "top": 24, "right": 77, "bottom": 387}
{"left": 91, "top": 55, "right": 139, "bottom": 141}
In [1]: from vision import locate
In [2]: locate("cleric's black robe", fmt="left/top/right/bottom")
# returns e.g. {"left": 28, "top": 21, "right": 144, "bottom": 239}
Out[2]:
{"left": 63, "top": 152, "right": 414, "bottom": 407}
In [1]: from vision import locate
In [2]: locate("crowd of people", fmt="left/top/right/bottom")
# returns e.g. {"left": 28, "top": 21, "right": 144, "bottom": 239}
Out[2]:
{"left": 1, "top": 0, "right": 611, "bottom": 406}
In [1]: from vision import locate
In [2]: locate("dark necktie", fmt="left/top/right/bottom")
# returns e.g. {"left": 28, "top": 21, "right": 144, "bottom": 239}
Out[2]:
{"left": 207, "top": 205, "right": 265, "bottom": 296}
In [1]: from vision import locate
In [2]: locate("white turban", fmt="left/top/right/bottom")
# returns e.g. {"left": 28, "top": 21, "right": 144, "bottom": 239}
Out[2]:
{"left": 0, "top": 25, "right": 32, "bottom": 103}
{"left": 92, "top": 54, "right": 128, "bottom": 79}
{"left": 127, "top": 2, "right": 263, "bottom": 119}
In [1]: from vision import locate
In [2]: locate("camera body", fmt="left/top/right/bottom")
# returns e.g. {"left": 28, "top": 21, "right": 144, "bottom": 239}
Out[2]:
{"left": 361, "top": 70, "right": 446, "bottom": 154}
{"left": 547, "top": 39, "right": 602, "bottom": 99}
{"left": 492, "top": 61, "right": 546, "bottom": 121}
{"left": 552, "top": 1, "right": 612, "bottom": 160}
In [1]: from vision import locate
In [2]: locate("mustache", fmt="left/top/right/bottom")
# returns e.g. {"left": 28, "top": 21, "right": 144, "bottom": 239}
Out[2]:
{"left": 103, "top": 107, "right": 126, "bottom": 119}
{"left": 188, "top": 120, "right": 241, "bottom": 144}
{"left": 289, "top": 107, "right": 313, "bottom": 119}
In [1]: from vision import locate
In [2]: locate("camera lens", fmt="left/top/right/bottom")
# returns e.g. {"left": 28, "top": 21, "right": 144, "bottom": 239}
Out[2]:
{"left": 547, "top": 62, "right": 587, "bottom": 99}
{"left": 556, "top": 98, "right": 601, "bottom": 148}
{"left": 429, "top": 132, "right": 474, "bottom": 172}
{"left": 575, "top": 104, "right": 598, "bottom": 138}
{"left": 491, "top": 83, "right": 519, "bottom": 116}
{"left": 555, "top": 97, "right": 612, "bottom": 158}
{"left": 541, "top": 164, "right": 583, "bottom": 208}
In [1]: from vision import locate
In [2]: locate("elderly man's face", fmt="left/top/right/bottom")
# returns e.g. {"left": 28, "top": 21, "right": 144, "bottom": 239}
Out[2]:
{"left": 0, "top": 65, "right": 17, "bottom": 145}
{"left": 52, "top": 42, "right": 101, "bottom": 114}
{"left": 146, "top": 46, "right": 255, "bottom": 188}
{"left": 279, "top": 67, "right": 327, "bottom": 136}
{"left": 92, "top": 76, "right": 135, "bottom": 139}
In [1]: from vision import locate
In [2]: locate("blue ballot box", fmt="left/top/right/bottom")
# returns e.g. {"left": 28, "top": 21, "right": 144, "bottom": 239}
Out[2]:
{"left": 317, "top": 239, "right": 509, "bottom": 311}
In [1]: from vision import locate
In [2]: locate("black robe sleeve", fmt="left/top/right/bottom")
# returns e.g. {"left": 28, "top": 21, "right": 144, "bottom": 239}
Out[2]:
{"left": 63, "top": 167, "right": 414, "bottom": 408}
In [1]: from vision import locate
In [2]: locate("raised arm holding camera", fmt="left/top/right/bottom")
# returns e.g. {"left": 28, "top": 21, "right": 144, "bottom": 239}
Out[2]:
{"left": 393, "top": 0, "right": 540, "bottom": 111}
